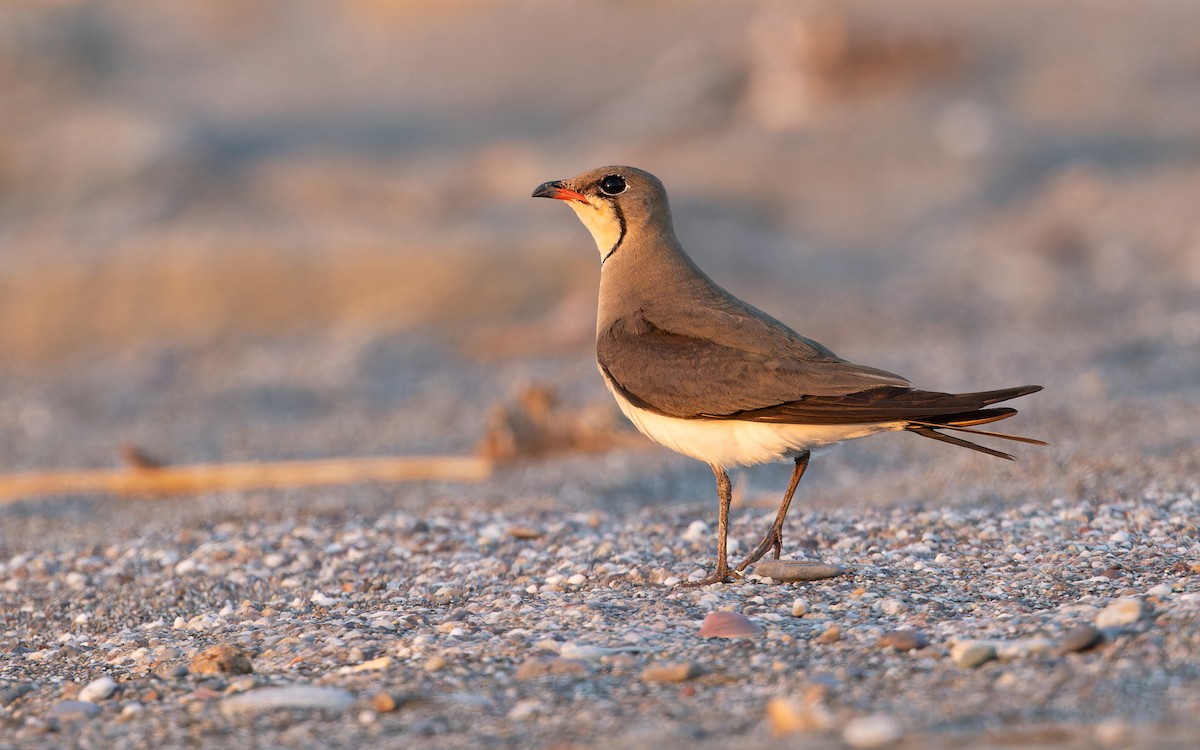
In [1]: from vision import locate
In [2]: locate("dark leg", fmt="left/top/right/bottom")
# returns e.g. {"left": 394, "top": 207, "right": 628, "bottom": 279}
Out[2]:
{"left": 685, "top": 464, "right": 738, "bottom": 586}
{"left": 734, "top": 451, "right": 810, "bottom": 573}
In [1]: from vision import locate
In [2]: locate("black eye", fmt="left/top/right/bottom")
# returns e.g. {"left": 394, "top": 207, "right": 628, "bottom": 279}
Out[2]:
{"left": 599, "top": 174, "right": 627, "bottom": 195}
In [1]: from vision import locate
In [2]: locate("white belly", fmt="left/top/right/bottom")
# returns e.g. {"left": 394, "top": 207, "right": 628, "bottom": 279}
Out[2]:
{"left": 603, "top": 377, "right": 901, "bottom": 468}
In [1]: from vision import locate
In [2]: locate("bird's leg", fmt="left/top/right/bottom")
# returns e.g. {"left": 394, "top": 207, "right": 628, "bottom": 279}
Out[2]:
{"left": 735, "top": 451, "right": 810, "bottom": 573}
{"left": 685, "top": 464, "right": 738, "bottom": 586}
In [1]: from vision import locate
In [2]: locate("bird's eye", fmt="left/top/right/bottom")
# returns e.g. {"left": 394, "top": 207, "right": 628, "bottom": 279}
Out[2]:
{"left": 599, "top": 174, "right": 627, "bottom": 195}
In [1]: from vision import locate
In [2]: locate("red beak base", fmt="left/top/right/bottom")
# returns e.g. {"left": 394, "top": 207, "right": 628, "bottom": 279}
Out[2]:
{"left": 532, "top": 180, "right": 590, "bottom": 205}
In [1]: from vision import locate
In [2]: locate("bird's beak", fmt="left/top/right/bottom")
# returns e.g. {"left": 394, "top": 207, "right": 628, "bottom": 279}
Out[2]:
{"left": 532, "top": 180, "right": 590, "bottom": 205}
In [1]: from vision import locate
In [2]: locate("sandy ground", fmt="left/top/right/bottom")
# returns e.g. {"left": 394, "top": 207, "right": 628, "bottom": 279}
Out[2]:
{"left": 1, "top": 1, "right": 1199, "bottom": 748}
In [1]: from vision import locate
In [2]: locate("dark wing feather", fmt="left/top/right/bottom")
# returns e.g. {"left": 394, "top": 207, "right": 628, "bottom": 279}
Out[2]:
{"left": 596, "top": 311, "right": 910, "bottom": 419}
{"left": 732, "top": 385, "right": 1044, "bottom": 424}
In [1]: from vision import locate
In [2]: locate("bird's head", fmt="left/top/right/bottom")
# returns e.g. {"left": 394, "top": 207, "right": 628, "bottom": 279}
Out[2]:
{"left": 532, "top": 166, "right": 673, "bottom": 263}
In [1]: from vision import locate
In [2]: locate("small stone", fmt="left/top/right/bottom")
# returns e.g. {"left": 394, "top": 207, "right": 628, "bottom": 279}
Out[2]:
{"left": 878, "top": 598, "right": 907, "bottom": 615}
{"left": 371, "top": 692, "right": 400, "bottom": 713}
{"left": 47, "top": 700, "right": 101, "bottom": 721}
{"left": 753, "top": 560, "right": 845, "bottom": 582}
{"left": 698, "top": 611, "right": 763, "bottom": 638}
{"left": 950, "top": 641, "right": 997, "bottom": 668}
{"left": 224, "top": 676, "right": 257, "bottom": 694}
{"left": 843, "top": 714, "right": 903, "bottom": 748}
{"left": 351, "top": 656, "right": 393, "bottom": 673}
{"left": 1146, "top": 583, "right": 1173, "bottom": 599}
{"left": 157, "top": 663, "right": 189, "bottom": 680}
{"left": 310, "top": 591, "right": 338, "bottom": 608}
{"left": 507, "top": 525, "right": 543, "bottom": 540}
{"left": 79, "top": 675, "right": 117, "bottom": 702}
{"left": 1, "top": 683, "right": 34, "bottom": 706}
{"left": 682, "top": 520, "right": 709, "bottom": 543}
{"left": 995, "top": 637, "right": 1055, "bottom": 659}
{"left": 640, "top": 662, "right": 701, "bottom": 683}
{"left": 559, "top": 643, "right": 623, "bottom": 661}
{"left": 220, "top": 686, "right": 355, "bottom": 718}
{"left": 766, "top": 696, "right": 833, "bottom": 735}
{"left": 1095, "top": 597, "right": 1147, "bottom": 628}
{"left": 423, "top": 655, "right": 447, "bottom": 672}
{"left": 814, "top": 625, "right": 841, "bottom": 644}
{"left": 118, "top": 702, "right": 144, "bottom": 721}
{"left": 508, "top": 698, "right": 540, "bottom": 720}
{"left": 190, "top": 644, "right": 254, "bottom": 675}
{"left": 790, "top": 598, "right": 808, "bottom": 617}
{"left": 878, "top": 629, "right": 928, "bottom": 652}
{"left": 1062, "top": 624, "right": 1103, "bottom": 652}
{"left": 514, "top": 657, "right": 586, "bottom": 679}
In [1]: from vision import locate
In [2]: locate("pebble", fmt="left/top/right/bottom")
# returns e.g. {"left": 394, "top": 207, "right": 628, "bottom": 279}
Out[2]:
{"left": 507, "top": 525, "right": 543, "bottom": 540}
{"left": 219, "top": 686, "right": 355, "bottom": 718}
{"left": 514, "top": 657, "right": 587, "bottom": 679}
{"left": 790, "top": 597, "right": 808, "bottom": 617}
{"left": 843, "top": 714, "right": 903, "bottom": 748}
{"left": 1095, "top": 597, "right": 1147, "bottom": 628}
{"left": 508, "top": 698, "right": 541, "bottom": 721}
{"left": 641, "top": 662, "right": 701, "bottom": 683}
{"left": 422, "top": 655, "right": 446, "bottom": 672}
{"left": 951, "top": 641, "right": 997, "bottom": 668}
{"left": 47, "top": 700, "right": 101, "bottom": 721}
{"left": 189, "top": 644, "right": 254, "bottom": 675}
{"left": 79, "top": 675, "right": 117, "bottom": 702}
{"left": 814, "top": 625, "right": 841, "bottom": 644}
{"left": 559, "top": 642, "right": 629, "bottom": 661}
{"left": 752, "top": 560, "right": 846, "bottom": 582}
{"left": 118, "top": 702, "right": 144, "bottom": 721}
{"left": 310, "top": 591, "right": 339, "bottom": 607}
{"left": 1146, "top": 583, "right": 1173, "bottom": 599}
{"left": 766, "top": 695, "right": 833, "bottom": 735}
{"left": 878, "top": 629, "right": 928, "bottom": 652}
{"left": 1062, "top": 624, "right": 1103, "bottom": 652}
{"left": 371, "top": 692, "right": 402, "bottom": 713}
{"left": 1, "top": 683, "right": 34, "bottom": 706}
{"left": 698, "top": 610, "right": 763, "bottom": 638}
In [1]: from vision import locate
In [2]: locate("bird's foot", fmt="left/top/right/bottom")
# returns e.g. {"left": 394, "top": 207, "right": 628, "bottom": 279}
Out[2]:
{"left": 734, "top": 528, "right": 785, "bottom": 573}
{"left": 682, "top": 567, "right": 742, "bottom": 587}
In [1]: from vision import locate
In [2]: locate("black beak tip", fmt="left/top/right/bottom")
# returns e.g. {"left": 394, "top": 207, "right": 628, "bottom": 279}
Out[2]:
{"left": 532, "top": 180, "right": 563, "bottom": 199}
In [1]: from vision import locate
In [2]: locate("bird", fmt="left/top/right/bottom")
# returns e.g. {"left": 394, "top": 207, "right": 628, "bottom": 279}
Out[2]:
{"left": 532, "top": 166, "right": 1044, "bottom": 585}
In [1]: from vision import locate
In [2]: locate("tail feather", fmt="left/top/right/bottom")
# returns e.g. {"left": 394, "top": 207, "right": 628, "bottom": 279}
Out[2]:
{"left": 907, "top": 425, "right": 1018, "bottom": 460}
{"left": 905, "top": 403, "right": 1047, "bottom": 460}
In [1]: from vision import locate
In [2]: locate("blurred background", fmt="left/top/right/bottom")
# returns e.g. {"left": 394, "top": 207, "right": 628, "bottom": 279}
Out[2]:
{"left": 1, "top": 0, "right": 1198, "bottom": 545}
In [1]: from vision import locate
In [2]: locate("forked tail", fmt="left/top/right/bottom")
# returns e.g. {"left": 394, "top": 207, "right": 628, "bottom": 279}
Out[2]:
{"left": 904, "top": 387, "right": 1047, "bottom": 460}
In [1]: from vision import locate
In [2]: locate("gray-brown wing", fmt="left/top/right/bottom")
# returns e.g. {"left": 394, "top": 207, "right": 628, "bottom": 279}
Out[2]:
{"left": 596, "top": 312, "right": 912, "bottom": 419}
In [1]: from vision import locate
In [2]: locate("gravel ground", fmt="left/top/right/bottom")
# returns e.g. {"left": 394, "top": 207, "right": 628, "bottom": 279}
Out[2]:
{"left": 4, "top": 2, "right": 1200, "bottom": 748}
{"left": 2, "top": 487, "right": 1199, "bottom": 749}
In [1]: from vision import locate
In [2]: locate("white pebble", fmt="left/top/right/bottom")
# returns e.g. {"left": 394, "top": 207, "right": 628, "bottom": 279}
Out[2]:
{"left": 79, "top": 676, "right": 117, "bottom": 703}
{"left": 567, "top": 574, "right": 587, "bottom": 586}
{"left": 681, "top": 520, "right": 709, "bottom": 543}
{"left": 1095, "top": 597, "right": 1146, "bottom": 628}
{"left": 310, "top": 592, "right": 338, "bottom": 607}
{"left": 879, "top": 598, "right": 907, "bottom": 615}
{"left": 791, "top": 598, "right": 808, "bottom": 617}
{"left": 508, "top": 698, "right": 540, "bottom": 721}
{"left": 119, "top": 702, "right": 144, "bottom": 719}
{"left": 843, "top": 714, "right": 903, "bottom": 748}
{"left": 1146, "top": 583, "right": 1173, "bottom": 598}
